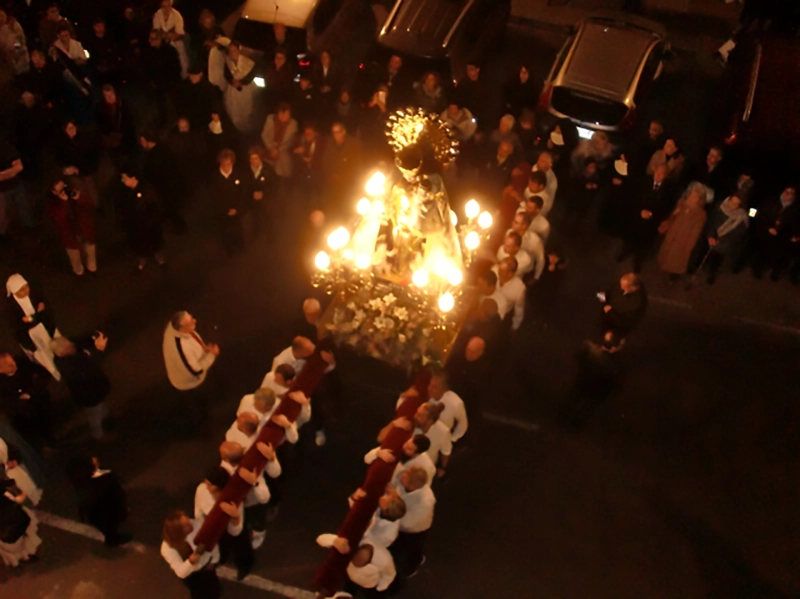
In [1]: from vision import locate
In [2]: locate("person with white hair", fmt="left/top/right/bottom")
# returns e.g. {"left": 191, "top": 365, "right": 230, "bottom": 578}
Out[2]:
{"left": 163, "top": 310, "right": 219, "bottom": 391}
{"left": 236, "top": 386, "right": 309, "bottom": 442}
{"left": 152, "top": 0, "right": 189, "bottom": 78}
{"left": 5, "top": 274, "right": 60, "bottom": 380}
{"left": 490, "top": 113, "right": 522, "bottom": 156}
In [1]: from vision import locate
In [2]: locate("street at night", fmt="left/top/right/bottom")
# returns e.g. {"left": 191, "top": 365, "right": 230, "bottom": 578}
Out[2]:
{"left": 0, "top": 1, "right": 798, "bottom": 598}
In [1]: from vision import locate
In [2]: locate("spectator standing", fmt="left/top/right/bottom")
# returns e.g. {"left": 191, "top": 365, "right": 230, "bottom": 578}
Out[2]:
{"left": 616, "top": 164, "right": 672, "bottom": 273}
{"left": 98, "top": 85, "right": 135, "bottom": 161}
{"left": 210, "top": 148, "right": 246, "bottom": 253}
{"left": 223, "top": 40, "right": 258, "bottom": 135}
{"left": 361, "top": 84, "right": 391, "bottom": 159}
{"left": 83, "top": 17, "right": 122, "bottom": 84}
{"left": 647, "top": 137, "right": 685, "bottom": 182}
{"left": 0, "top": 353, "right": 53, "bottom": 450}
{"left": 503, "top": 64, "right": 536, "bottom": 118}
{"left": 683, "top": 146, "right": 730, "bottom": 206}
{"left": 751, "top": 186, "right": 799, "bottom": 281}
{"left": 192, "top": 9, "right": 223, "bottom": 70}
{"left": 244, "top": 148, "right": 273, "bottom": 238}
{"left": 160, "top": 510, "right": 221, "bottom": 599}
{"left": 120, "top": 171, "right": 165, "bottom": 270}
{"left": 176, "top": 66, "right": 222, "bottom": 133}
{"left": 264, "top": 48, "right": 293, "bottom": 109}
{"left": 322, "top": 122, "right": 361, "bottom": 213}
{"left": 657, "top": 187, "right": 708, "bottom": 282}
{"left": 625, "top": 119, "right": 664, "bottom": 178}
{"left": 0, "top": 467, "right": 42, "bottom": 566}
{"left": 333, "top": 87, "right": 359, "bottom": 134}
{"left": 456, "top": 62, "right": 489, "bottom": 129}
{"left": 5, "top": 274, "right": 60, "bottom": 380}
{"left": 65, "top": 455, "right": 130, "bottom": 546}
{"left": 293, "top": 123, "right": 324, "bottom": 204}
{"left": 140, "top": 131, "right": 187, "bottom": 233}
{"left": 0, "top": 140, "right": 30, "bottom": 237}
{"left": 290, "top": 71, "right": 318, "bottom": 127}
{"left": 563, "top": 157, "right": 600, "bottom": 231}
{"left": 311, "top": 50, "right": 341, "bottom": 117}
{"left": 441, "top": 102, "right": 477, "bottom": 143}
{"left": 55, "top": 120, "right": 100, "bottom": 207}
{"left": 142, "top": 29, "right": 181, "bottom": 124}
{"left": 47, "top": 179, "right": 98, "bottom": 276}
{"left": 152, "top": 0, "right": 189, "bottom": 78}
{"left": 39, "top": 3, "right": 74, "bottom": 49}
{"left": 702, "top": 193, "right": 749, "bottom": 284}
{"left": 600, "top": 273, "right": 648, "bottom": 337}
{"left": 261, "top": 102, "right": 299, "bottom": 185}
{"left": 415, "top": 72, "right": 446, "bottom": 114}
{"left": 51, "top": 333, "right": 111, "bottom": 440}
{"left": 0, "top": 9, "right": 29, "bottom": 75}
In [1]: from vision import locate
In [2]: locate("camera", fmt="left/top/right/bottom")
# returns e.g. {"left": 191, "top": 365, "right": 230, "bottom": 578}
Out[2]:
{"left": 67, "top": 188, "right": 79, "bottom": 200}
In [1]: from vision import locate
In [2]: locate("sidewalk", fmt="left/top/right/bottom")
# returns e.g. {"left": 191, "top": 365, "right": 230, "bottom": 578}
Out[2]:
{"left": 510, "top": 0, "right": 741, "bottom": 52}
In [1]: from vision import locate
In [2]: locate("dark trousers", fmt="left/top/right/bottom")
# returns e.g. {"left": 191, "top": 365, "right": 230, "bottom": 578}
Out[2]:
{"left": 310, "top": 369, "right": 344, "bottom": 433}
{"left": 244, "top": 503, "right": 268, "bottom": 534}
{"left": 183, "top": 568, "right": 221, "bottom": 599}
{"left": 618, "top": 229, "right": 656, "bottom": 273}
{"left": 220, "top": 214, "right": 244, "bottom": 253}
{"left": 219, "top": 531, "right": 254, "bottom": 577}
{"left": 7, "top": 391, "right": 53, "bottom": 448}
{"left": 342, "top": 579, "right": 382, "bottom": 598}
{"left": 390, "top": 530, "right": 428, "bottom": 577}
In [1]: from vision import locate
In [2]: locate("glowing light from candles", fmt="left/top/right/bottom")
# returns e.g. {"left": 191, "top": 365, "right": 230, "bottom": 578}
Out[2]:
{"left": 343, "top": 249, "right": 353, "bottom": 260}
{"left": 354, "top": 253, "right": 371, "bottom": 269}
{"left": 447, "top": 267, "right": 463, "bottom": 286}
{"left": 450, "top": 210, "right": 458, "bottom": 226}
{"left": 356, "top": 198, "right": 371, "bottom": 215}
{"left": 365, "top": 172, "right": 386, "bottom": 196}
{"left": 327, "top": 227, "right": 350, "bottom": 250}
{"left": 401, "top": 195, "right": 410, "bottom": 210}
{"left": 438, "top": 292, "right": 455, "bottom": 312}
{"left": 465, "top": 199, "right": 480, "bottom": 219}
{"left": 412, "top": 269, "right": 429, "bottom": 287}
{"left": 478, "top": 211, "right": 493, "bottom": 229}
{"left": 465, "top": 231, "right": 480, "bottom": 250}
{"left": 315, "top": 251, "right": 330, "bottom": 270}
{"left": 373, "top": 200, "right": 386, "bottom": 214}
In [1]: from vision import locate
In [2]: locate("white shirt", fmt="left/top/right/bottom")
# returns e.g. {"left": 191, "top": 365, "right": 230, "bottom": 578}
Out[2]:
{"left": 532, "top": 165, "right": 558, "bottom": 212}
{"left": 6, "top": 464, "right": 42, "bottom": 506}
{"left": 397, "top": 485, "right": 436, "bottom": 533}
{"left": 271, "top": 346, "right": 305, "bottom": 374}
{"left": 363, "top": 508, "right": 400, "bottom": 548}
{"left": 237, "top": 394, "right": 301, "bottom": 444}
{"left": 440, "top": 107, "right": 477, "bottom": 141}
{"left": 316, "top": 535, "right": 397, "bottom": 591}
{"left": 160, "top": 519, "right": 220, "bottom": 579}
{"left": 497, "top": 246, "right": 532, "bottom": 277}
{"left": 219, "top": 459, "right": 279, "bottom": 507}
{"left": 523, "top": 187, "right": 553, "bottom": 218}
{"left": 414, "top": 422, "right": 452, "bottom": 466}
{"left": 153, "top": 8, "right": 185, "bottom": 35}
{"left": 162, "top": 326, "right": 216, "bottom": 391}
{"left": 480, "top": 288, "right": 510, "bottom": 318}
{"left": 515, "top": 209, "right": 551, "bottom": 244}
{"left": 194, "top": 483, "right": 244, "bottom": 536}
{"left": 364, "top": 446, "right": 436, "bottom": 488}
{"left": 225, "top": 421, "right": 258, "bottom": 451}
{"left": 494, "top": 272, "right": 526, "bottom": 330}
{"left": 427, "top": 390, "right": 468, "bottom": 442}
{"left": 261, "top": 371, "right": 289, "bottom": 395}
{"left": 506, "top": 228, "right": 545, "bottom": 279}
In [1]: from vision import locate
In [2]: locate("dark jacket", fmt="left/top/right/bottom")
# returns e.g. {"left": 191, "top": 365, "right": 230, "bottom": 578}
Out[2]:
{"left": 56, "top": 130, "right": 99, "bottom": 176}
{"left": 575, "top": 340, "right": 623, "bottom": 398}
{"left": 55, "top": 336, "right": 110, "bottom": 408}
{"left": 0, "top": 357, "right": 50, "bottom": 417}
{"left": 602, "top": 284, "right": 648, "bottom": 336}
{"left": 121, "top": 184, "right": 163, "bottom": 256}
{"left": 75, "top": 471, "right": 128, "bottom": 532}
{"left": 210, "top": 166, "right": 247, "bottom": 217}
{"left": 625, "top": 177, "right": 674, "bottom": 240}
{"left": 142, "top": 43, "right": 181, "bottom": 88}
{"left": 6, "top": 288, "right": 57, "bottom": 351}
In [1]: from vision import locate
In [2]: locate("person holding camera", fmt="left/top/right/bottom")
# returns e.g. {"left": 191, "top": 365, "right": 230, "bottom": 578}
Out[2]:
{"left": 47, "top": 178, "right": 97, "bottom": 276}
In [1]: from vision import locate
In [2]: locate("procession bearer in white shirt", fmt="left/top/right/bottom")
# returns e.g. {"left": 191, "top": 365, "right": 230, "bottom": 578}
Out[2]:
{"left": 424, "top": 369, "right": 468, "bottom": 443}
{"left": 237, "top": 387, "right": 309, "bottom": 443}
{"left": 219, "top": 440, "right": 281, "bottom": 549}
{"left": 193, "top": 466, "right": 253, "bottom": 580}
{"left": 493, "top": 257, "right": 527, "bottom": 331}
{"left": 508, "top": 212, "right": 545, "bottom": 281}
{"left": 316, "top": 536, "right": 397, "bottom": 595}
{"left": 496, "top": 231, "right": 533, "bottom": 277}
{"left": 363, "top": 434, "right": 436, "bottom": 488}
{"left": 391, "top": 465, "right": 436, "bottom": 578}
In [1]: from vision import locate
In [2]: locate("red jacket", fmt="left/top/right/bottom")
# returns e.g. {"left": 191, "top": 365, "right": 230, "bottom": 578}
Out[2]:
{"left": 48, "top": 191, "right": 96, "bottom": 249}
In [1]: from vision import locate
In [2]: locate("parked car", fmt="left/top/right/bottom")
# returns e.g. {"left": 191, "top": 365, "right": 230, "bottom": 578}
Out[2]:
{"left": 715, "top": 33, "right": 800, "bottom": 183}
{"left": 369, "top": 0, "right": 511, "bottom": 84}
{"left": 538, "top": 12, "right": 666, "bottom": 139}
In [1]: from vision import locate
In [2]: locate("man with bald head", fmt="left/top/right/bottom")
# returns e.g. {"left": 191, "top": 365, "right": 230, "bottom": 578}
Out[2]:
{"left": 493, "top": 257, "right": 526, "bottom": 331}
{"left": 226, "top": 412, "right": 260, "bottom": 450}
{"left": 532, "top": 151, "right": 558, "bottom": 214}
{"left": 298, "top": 297, "right": 322, "bottom": 341}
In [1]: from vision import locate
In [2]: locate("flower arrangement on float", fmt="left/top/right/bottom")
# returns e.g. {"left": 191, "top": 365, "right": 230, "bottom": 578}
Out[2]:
{"left": 312, "top": 109, "right": 494, "bottom": 368}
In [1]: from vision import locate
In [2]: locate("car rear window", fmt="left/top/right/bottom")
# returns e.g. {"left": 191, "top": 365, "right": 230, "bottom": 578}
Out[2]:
{"left": 551, "top": 87, "right": 628, "bottom": 127}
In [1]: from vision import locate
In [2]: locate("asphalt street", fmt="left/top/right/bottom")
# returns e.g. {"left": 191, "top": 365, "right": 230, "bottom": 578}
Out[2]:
{"left": 1, "top": 17, "right": 799, "bottom": 599}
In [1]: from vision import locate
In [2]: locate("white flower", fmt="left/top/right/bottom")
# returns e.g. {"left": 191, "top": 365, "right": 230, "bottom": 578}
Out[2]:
{"left": 353, "top": 310, "right": 366, "bottom": 323}
{"left": 393, "top": 306, "right": 409, "bottom": 321}
{"left": 383, "top": 293, "right": 397, "bottom": 305}
{"left": 368, "top": 298, "right": 383, "bottom": 311}
{"left": 398, "top": 334, "right": 407, "bottom": 344}
{"left": 347, "top": 302, "right": 356, "bottom": 310}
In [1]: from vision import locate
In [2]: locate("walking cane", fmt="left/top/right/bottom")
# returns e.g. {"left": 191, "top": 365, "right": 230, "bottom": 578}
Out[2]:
{"left": 685, "top": 247, "right": 713, "bottom": 291}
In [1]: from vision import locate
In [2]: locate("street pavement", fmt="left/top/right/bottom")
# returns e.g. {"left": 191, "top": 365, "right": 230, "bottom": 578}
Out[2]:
{"left": 1, "top": 11, "right": 799, "bottom": 599}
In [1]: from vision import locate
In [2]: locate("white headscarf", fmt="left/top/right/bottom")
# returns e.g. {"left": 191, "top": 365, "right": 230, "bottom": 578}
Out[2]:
{"left": 6, "top": 274, "right": 35, "bottom": 316}
{"left": 0, "top": 437, "right": 8, "bottom": 464}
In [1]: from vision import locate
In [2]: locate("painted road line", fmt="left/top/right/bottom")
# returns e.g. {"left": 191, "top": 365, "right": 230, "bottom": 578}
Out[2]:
{"left": 482, "top": 412, "right": 541, "bottom": 432}
{"left": 649, "top": 295, "right": 693, "bottom": 310}
{"left": 34, "top": 510, "right": 315, "bottom": 598}
{"left": 735, "top": 317, "right": 800, "bottom": 336}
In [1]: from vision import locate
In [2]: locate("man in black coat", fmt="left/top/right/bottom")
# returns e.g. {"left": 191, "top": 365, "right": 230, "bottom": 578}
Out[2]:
{"left": 617, "top": 164, "right": 673, "bottom": 272}
{"left": 175, "top": 65, "right": 223, "bottom": 132}
{"left": 52, "top": 333, "right": 111, "bottom": 440}
{"left": 0, "top": 353, "right": 53, "bottom": 449}
{"left": 139, "top": 131, "right": 187, "bottom": 233}
{"left": 66, "top": 454, "right": 130, "bottom": 546}
{"left": 751, "top": 186, "right": 800, "bottom": 281}
{"left": 211, "top": 148, "right": 246, "bottom": 253}
{"left": 244, "top": 147, "right": 274, "bottom": 237}
{"left": 599, "top": 273, "right": 648, "bottom": 338}
{"left": 141, "top": 29, "right": 181, "bottom": 124}
{"left": 683, "top": 146, "right": 731, "bottom": 207}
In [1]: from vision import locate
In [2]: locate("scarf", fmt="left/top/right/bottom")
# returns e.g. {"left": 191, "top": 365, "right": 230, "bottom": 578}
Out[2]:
{"left": 6, "top": 274, "right": 35, "bottom": 316}
{"left": 717, "top": 196, "right": 749, "bottom": 237}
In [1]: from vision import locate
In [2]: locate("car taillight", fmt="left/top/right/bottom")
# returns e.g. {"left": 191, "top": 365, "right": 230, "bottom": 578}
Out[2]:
{"left": 620, "top": 106, "right": 636, "bottom": 131}
{"left": 538, "top": 84, "right": 553, "bottom": 111}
